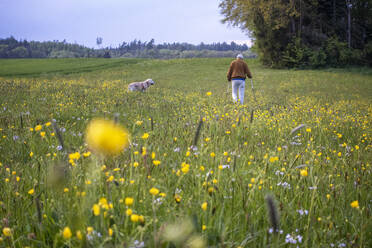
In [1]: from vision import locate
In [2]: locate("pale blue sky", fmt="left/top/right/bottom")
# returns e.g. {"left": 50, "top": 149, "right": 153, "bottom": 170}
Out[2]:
{"left": 0, "top": 0, "right": 251, "bottom": 48}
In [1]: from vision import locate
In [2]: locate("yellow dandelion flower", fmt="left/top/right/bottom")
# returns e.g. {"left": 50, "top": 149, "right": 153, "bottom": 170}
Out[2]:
{"left": 300, "top": 169, "right": 308, "bottom": 177}
{"left": 40, "top": 131, "right": 46, "bottom": 137}
{"left": 108, "top": 228, "right": 113, "bottom": 236}
{"left": 206, "top": 91, "right": 212, "bottom": 96}
{"left": 269, "top": 156, "right": 279, "bottom": 163}
{"left": 106, "top": 175, "right": 114, "bottom": 182}
{"left": 130, "top": 214, "right": 139, "bottom": 222}
{"left": 149, "top": 187, "right": 159, "bottom": 196}
{"left": 126, "top": 208, "right": 133, "bottom": 216}
{"left": 181, "top": 166, "right": 189, "bottom": 174}
{"left": 76, "top": 230, "right": 83, "bottom": 240}
{"left": 210, "top": 152, "right": 215, "bottom": 158}
{"left": 350, "top": 200, "right": 359, "bottom": 208}
{"left": 201, "top": 202, "right": 208, "bottom": 211}
{"left": 87, "top": 227, "right": 93, "bottom": 235}
{"left": 28, "top": 188, "right": 35, "bottom": 195}
{"left": 68, "top": 152, "right": 81, "bottom": 160}
{"left": 85, "top": 119, "right": 130, "bottom": 156}
{"left": 83, "top": 151, "right": 91, "bottom": 157}
{"left": 29, "top": 152, "right": 34, "bottom": 157}
{"left": 125, "top": 197, "right": 134, "bottom": 206}
{"left": 2, "top": 227, "right": 11, "bottom": 237}
{"left": 174, "top": 194, "right": 181, "bottom": 203}
{"left": 92, "top": 204, "right": 100, "bottom": 216}
{"left": 202, "top": 225, "right": 206, "bottom": 231}
{"left": 153, "top": 160, "right": 161, "bottom": 166}
{"left": 62, "top": 227, "right": 72, "bottom": 239}
{"left": 141, "top": 133, "right": 149, "bottom": 139}
{"left": 34, "top": 125, "right": 42, "bottom": 131}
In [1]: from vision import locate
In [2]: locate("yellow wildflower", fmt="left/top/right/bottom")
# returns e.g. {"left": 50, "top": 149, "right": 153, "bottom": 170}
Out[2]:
{"left": 62, "top": 227, "right": 72, "bottom": 239}
{"left": 126, "top": 208, "right": 133, "bottom": 216}
{"left": 201, "top": 202, "right": 208, "bottom": 211}
{"left": 153, "top": 160, "right": 161, "bottom": 166}
{"left": 300, "top": 169, "right": 308, "bottom": 177}
{"left": 131, "top": 214, "right": 139, "bottom": 222}
{"left": 149, "top": 187, "right": 160, "bottom": 196}
{"left": 76, "top": 230, "right": 83, "bottom": 240}
{"left": 350, "top": 200, "right": 359, "bottom": 209}
{"left": 83, "top": 151, "right": 91, "bottom": 157}
{"left": 2, "top": 227, "right": 11, "bottom": 237}
{"left": 85, "top": 119, "right": 130, "bottom": 156}
{"left": 35, "top": 125, "right": 42, "bottom": 131}
{"left": 92, "top": 204, "right": 100, "bottom": 216}
{"left": 125, "top": 197, "right": 134, "bottom": 206}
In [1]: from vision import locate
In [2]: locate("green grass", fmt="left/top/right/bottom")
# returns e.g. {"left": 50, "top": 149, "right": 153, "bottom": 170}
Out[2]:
{"left": 0, "top": 58, "right": 371, "bottom": 247}
{"left": 0, "top": 58, "right": 142, "bottom": 77}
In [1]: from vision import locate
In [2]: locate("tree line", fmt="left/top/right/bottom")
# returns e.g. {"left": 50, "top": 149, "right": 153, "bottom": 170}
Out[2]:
{"left": 220, "top": 0, "right": 372, "bottom": 67}
{"left": 0, "top": 36, "right": 254, "bottom": 59}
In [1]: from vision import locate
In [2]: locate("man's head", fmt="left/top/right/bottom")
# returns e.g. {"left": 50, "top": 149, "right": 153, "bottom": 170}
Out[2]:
{"left": 236, "top": 54, "right": 244, "bottom": 59}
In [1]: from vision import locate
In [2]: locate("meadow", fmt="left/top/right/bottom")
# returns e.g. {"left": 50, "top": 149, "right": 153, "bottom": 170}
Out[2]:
{"left": 0, "top": 58, "right": 371, "bottom": 247}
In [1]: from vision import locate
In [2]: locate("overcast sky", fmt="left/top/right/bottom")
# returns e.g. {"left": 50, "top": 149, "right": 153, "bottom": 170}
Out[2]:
{"left": 0, "top": 0, "right": 251, "bottom": 48}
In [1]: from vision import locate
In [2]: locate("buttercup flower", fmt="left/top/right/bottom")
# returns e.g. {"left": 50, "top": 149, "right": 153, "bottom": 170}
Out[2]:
{"left": 2, "top": 227, "right": 11, "bottom": 237}
{"left": 350, "top": 200, "right": 359, "bottom": 208}
{"left": 149, "top": 187, "right": 160, "bottom": 196}
{"left": 63, "top": 227, "right": 72, "bottom": 239}
{"left": 85, "top": 119, "right": 130, "bottom": 156}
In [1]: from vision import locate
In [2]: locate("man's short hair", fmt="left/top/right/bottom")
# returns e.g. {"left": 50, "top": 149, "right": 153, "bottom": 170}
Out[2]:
{"left": 236, "top": 54, "right": 244, "bottom": 59}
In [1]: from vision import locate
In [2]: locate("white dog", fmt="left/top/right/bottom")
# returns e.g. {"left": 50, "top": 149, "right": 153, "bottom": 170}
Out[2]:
{"left": 128, "top": 79, "right": 155, "bottom": 92}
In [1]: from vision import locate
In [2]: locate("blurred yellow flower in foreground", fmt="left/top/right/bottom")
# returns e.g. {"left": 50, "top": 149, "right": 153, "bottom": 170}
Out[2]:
{"left": 125, "top": 197, "right": 134, "bottom": 206}
{"left": 2, "top": 227, "right": 11, "bottom": 237}
{"left": 201, "top": 202, "right": 208, "bottom": 211}
{"left": 62, "top": 227, "right": 72, "bottom": 239}
{"left": 85, "top": 119, "right": 129, "bottom": 156}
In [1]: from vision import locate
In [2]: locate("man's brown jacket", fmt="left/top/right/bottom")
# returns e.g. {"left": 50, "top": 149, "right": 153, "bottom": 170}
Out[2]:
{"left": 227, "top": 59, "right": 252, "bottom": 81}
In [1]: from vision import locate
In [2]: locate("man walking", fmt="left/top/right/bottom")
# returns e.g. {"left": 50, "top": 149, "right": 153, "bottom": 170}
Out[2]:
{"left": 227, "top": 54, "right": 252, "bottom": 104}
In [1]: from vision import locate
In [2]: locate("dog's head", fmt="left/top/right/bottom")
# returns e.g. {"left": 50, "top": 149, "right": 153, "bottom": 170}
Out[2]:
{"left": 146, "top": 79, "right": 155, "bottom": 85}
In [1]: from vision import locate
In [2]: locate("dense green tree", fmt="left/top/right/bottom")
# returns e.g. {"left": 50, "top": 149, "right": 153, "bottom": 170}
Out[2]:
{"left": 220, "top": 0, "right": 372, "bottom": 67}
{"left": 8, "top": 46, "right": 28, "bottom": 58}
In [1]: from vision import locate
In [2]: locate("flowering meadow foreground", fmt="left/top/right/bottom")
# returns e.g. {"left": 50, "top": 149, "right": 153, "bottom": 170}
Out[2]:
{"left": 0, "top": 58, "right": 371, "bottom": 247}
